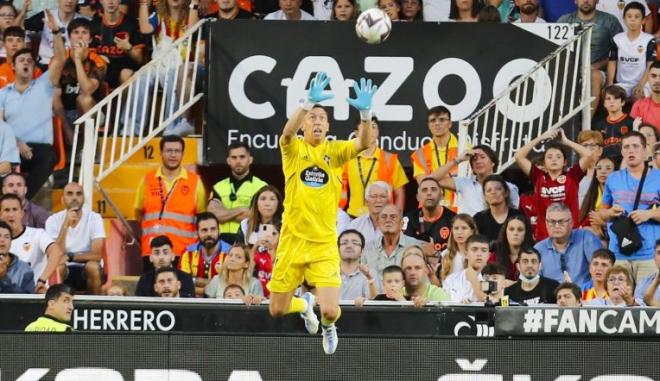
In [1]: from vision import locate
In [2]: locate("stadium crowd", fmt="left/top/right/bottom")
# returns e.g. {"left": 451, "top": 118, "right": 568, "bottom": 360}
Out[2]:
{"left": 0, "top": 0, "right": 658, "bottom": 315}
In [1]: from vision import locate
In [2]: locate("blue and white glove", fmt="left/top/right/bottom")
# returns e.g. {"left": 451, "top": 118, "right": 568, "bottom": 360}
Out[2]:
{"left": 347, "top": 78, "right": 378, "bottom": 121}
{"left": 304, "top": 72, "right": 334, "bottom": 110}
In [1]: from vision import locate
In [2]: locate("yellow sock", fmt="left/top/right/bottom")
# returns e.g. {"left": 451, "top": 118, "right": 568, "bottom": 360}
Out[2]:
{"left": 286, "top": 297, "right": 307, "bottom": 314}
{"left": 322, "top": 306, "right": 341, "bottom": 327}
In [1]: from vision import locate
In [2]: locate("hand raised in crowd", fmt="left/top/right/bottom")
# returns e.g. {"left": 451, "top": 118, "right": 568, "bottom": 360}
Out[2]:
{"left": 456, "top": 149, "right": 475, "bottom": 164}
{"left": 427, "top": 262, "right": 441, "bottom": 287}
{"left": 632, "top": 116, "right": 643, "bottom": 131}
{"left": 22, "top": 0, "right": 32, "bottom": 12}
{"left": 113, "top": 35, "right": 132, "bottom": 52}
{"left": 540, "top": 128, "right": 560, "bottom": 141}
{"left": 43, "top": 9, "right": 58, "bottom": 32}
{"left": 357, "top": 263, "right": 374, "bottom": 282}
{"left": 420, "top": 237, "right": 436, "bottom": 258}
{"left": 17, "top": 141, "right": 32, "bottom": 160}
{"left": 629, "top": 209, "right": 653, "bottom": 224}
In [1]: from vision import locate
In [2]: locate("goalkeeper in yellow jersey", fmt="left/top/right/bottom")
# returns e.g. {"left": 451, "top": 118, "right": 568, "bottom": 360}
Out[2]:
{"left": 267, "top": 72, "right": 377, "bottom": 355}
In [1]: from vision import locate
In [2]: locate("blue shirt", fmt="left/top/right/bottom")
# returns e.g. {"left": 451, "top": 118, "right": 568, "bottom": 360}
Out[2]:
{"left": 540, "top": 0, "right": 576, "bottom": 22}
{"left": 0, "top": 73, "right": 54, "bottom": 144}
{"left": 634, "top": 272, "right": 660, "bottom": 301}
{"left": 536, "top": 229, "right": 602, "bottom": 286}
{"left": 0, "top": 121, "right": 19, "bottom": 163}
{"left": 602, "top": 168, "right": 660, "bottom": 261}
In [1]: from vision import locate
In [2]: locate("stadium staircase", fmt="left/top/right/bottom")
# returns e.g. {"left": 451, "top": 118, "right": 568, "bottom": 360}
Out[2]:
{"left": 55, "top": 19, "right": 210, "bottom": 289}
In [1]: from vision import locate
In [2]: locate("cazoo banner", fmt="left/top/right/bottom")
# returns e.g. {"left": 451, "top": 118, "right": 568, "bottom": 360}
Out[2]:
{"left": 204, "top": 21, "right": 572, "bottom": 165}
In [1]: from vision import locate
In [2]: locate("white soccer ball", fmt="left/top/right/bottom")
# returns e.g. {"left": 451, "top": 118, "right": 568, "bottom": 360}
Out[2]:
{"left": 355, "top": 8, "right": 392, "bottom": 45}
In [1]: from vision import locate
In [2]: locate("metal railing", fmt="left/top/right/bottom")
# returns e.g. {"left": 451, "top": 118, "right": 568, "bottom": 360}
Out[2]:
{"left": 457, "top": 25, "right": 593, "bottom": 175}
{"left": 69, "top": 18, "right": 209, "bottom": 209}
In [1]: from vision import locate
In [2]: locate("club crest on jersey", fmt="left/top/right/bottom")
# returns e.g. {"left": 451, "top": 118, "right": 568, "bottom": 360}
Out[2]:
{"left": 637, "top": 45, "right": 644, "bottom": 54}
{"left": 323, "top": 155, "right": 331, "bottom": 165}
{"left": 23, "top": 242, "right": 31, "bottom": 252}
{"left": 556, "top": 175, "right": 566, "bottom": 184}
{"left": 301, "top": 166, "right": 329, "bottom": 188}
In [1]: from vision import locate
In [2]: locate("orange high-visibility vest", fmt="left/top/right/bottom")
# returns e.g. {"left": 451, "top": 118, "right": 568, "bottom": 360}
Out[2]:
{"left": 141, "top": 170, "right": 199, "bottom": 256}
{"left": 410, "top": 140, "right": 459, "bottom": 210}
{"left": 340, "top": 149, "right": 397, "bottom": 209}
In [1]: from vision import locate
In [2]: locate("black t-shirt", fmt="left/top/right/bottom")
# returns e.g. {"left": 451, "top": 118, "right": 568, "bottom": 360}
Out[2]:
{"left": 473, "top": 208, "right": 526, "bottom": 244}
{"left": 504, "top": 277, "right": 560, "bottom": 305}
{"left": 373, "top": 294, "right": 410, "bottom": 301}
{"left": 403, "top": 207, "right": 456, "bottom": 254}
{"left": 91, "top": 13, "right": 145, "bottom": 83}
{"left": 592, "top": 114, "right": 634, "bottom": 159}
{"left": 135, "top": 268, "right": 195, "bottom": 297}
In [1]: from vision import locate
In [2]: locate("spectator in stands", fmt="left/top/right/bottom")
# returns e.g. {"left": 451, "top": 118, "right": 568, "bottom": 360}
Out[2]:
{"left": 631, "top": 61, "right": 660, "bottom": 130}
{"left": 640, "top": 124, "right": 657, "bottom": 162}
{"left": 338, "top": 229, "right": 377, "bottom": 302}
{"left": 514, "top": 128, "right": 594, "bottom": 240}
{"left": 153, "top": 267, "right": 182, "bottom": 298}
{"left": 577, "top": 130, "right": 604, "bottom": 207}
{"left": 403, "top": 177, "right": 456, "bottom": 263}
{"left": 331, "top": 0, "right": 357, "bottom": 20}
{"left": 473, "top": 175, "right": 526, "bottom": 244}
{"left": 411, "top": 106, "right": 460, "bottom": 209}
{"left": 581, "top": 248, "right": 615, "bottom": 301}
{"left": 401, "top": 0, "right": 423, "bottom": 20}
{"left": 402, "top": 245, "right": 450, "bottom": 306}
{"left": 373, "top": 265, "right": 407, "bottom": 301}
{"left": 205, "top": 243, "right": 264, "bottom": 298}
{"left": 25, "top": 0, "right": 89, "bottom": 70}
{"left": 341, "top": 118, "right": 407, "bottom": 218}
{"left": 597, "top": 0, "right": 653, "bottom": 33}
{"left": 209, "top": 142, "right": 267, "bottom": 243}
{"left": 0, "top": 220, "right": 34, "bottom": 293}
{"left": 555, "top": 282, "right": 582, "bottom": 307}
{"left": 0, "top": 12, "right": 65, "bottom": 200}
{"left": 634, "top": 239, "right": 660, "bottom": 302}
{"left": 0, "top": 27, "right": 42, "bottom": 90}
{"left": 599, "top": 131, "right": 660, "bottom": 284}
{"left": 347, "top": 181, "right": 389, "bottom": 244}
{"left": 207, "top": 0, "right": 255, "bottom": 19}
{"left": 54, "top": 18, "right": 107, "bottom": 141}
{"left": 482, "top": 263, "right": 508, "bottom": 304}
{"left": 434, "top": 146, "right": 520, "bottom": 216}
{"left": 512, "top": 0, "right": 545, "bottom": 22}
{"left": 535, "top": 203, "right": 602, "bottom": 286}
{"left": 586, "top": 265, "right": 645, "bottom": 306}
{"left": 264, "top": 0, "right": 316, "bottom": 19}
{"left": 0, "top": 193, "right": 63, "bottom": 292}
{"left": 136, "top": 235, "right": 194, "bottom": 297}
{"left": 135, "top": 135, "right": 206, "bottom": 269}
{"left": 361, "top": 204, "right": 419, "bottom": 290}
{"left": 443, "top": 234, "right": 490, "bottom": 303}
{"left": 606, "top": 3, "right": 656, "bottom": 100}
{"left": 91, "top": 0, "right": 145, "bottom": 90}
{"left": 493, "top": 214, "right": 534, "bottom": 282}
{"left": 379, "top": 0, "right": 402, "bottom": 20}
{"left": 24, "top": 284, "right": 74, "bottom": 331}
{"left": 558, "top": 0, "right": 623, "bottom": 116}
{"left": 236, "top": 185, "right": 282, "bottom": 245}
{"left": 0, "top": 3, "right": 24, "bottom": 61}
{"left": 422, "top": 0, "right": 450, "bottom": 21}
{"left": 45, "top": 182, "right": 105, "bottom": 294}
{"left": 478, "top": 5, "right": 501, "bottom": 22}
{"left": 593, "top": 85, "right": 634, "bottom": 160}
{"left": 504, "top": 248, "right": 559, "bottom": 305}
{"left": 179, "top": 212, "right": 231, "bottom": 297}
{"left": 578, "top": 156, "right": 617, "bottom": 238}
{"left": 440, "top": 214, "right": 477, "bottom": 282}
{"left": 311, "top": 0, "right": 334, "bottom": 19}
{"left": 448, "top": 0, "right": 480, "bottom": 21}
{"left": 223, "top": 284, "right": 245, "bottom": 299}
{"left": 2, "top": 173, "right": 50, "bottom": 229}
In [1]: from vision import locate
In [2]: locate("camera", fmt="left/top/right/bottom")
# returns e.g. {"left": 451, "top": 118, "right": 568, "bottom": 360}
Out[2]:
{"left": 480, "top": 280, "right": 498, "bottom": 294}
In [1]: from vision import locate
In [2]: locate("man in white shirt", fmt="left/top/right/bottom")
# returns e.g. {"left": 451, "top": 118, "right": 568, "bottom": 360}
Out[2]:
{"left": 347, "top": 181, "right": 389, "bottom": 244}
{"left": 45, "top": 182, "right": 105, "bottom": 295}
{"left": 433, "top": 145, "right": 520, "bottom": 216}
{"left": 0, "top": 193, "right": 63, "bottom": 292}
{"left": 422, "top": 0, "right": 450, "bottom": 21}
{"left": 264, "top": 0, "right": 317, "bottom": 19}
{"left": 443, "top": 234, "right": 490, "bottom": 303}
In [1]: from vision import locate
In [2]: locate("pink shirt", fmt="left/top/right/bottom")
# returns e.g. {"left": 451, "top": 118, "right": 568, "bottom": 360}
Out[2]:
{"left": 631, "top": 97, "right": 660, "bottom": 132}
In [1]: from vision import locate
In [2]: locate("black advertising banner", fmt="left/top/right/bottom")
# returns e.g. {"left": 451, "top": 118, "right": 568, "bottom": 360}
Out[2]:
{"left": 1, "top": 333, "right": 659, "bottom": 380}
{"left": 496, "top": 306, "right": 660, "bottom": 337}
{"left": 204, "top": 21, "right": 562, "bottom": 165}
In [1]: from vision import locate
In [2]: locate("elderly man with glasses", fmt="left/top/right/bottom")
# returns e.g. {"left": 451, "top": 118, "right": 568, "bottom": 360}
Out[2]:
{"left": 534, "top": 202, "right": 603, "bottom": 286}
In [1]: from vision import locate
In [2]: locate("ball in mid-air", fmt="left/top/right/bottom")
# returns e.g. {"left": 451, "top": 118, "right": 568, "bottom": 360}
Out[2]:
{"left": 355, "top": 8, "right": 392, "bottom": 45}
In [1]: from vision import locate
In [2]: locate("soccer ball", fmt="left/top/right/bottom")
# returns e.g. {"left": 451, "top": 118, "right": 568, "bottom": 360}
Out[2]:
{"left": 355, "top": 8, "right": 392, "bottom": 45}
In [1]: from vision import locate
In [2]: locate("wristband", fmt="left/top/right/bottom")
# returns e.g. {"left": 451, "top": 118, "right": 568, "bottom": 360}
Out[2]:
{"left": 359, "top": 109, "right": 372, "bottom": 122}
{"left": 37, "top": 278, "right": 47, "bottom": 285}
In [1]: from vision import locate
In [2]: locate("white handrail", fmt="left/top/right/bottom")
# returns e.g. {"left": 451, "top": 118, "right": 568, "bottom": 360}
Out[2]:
{"left": 69, "top": 18, "right": 210, "bottom": 209}
{"left": 458, "top": 25, "right": 594, "bottom": 174}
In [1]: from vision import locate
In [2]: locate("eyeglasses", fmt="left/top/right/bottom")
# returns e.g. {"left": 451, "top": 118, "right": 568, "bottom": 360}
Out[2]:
{"left": 339, "top": 240, "right": 361, "bottom": 246}
{"left": 547, "top": 218, "right": 571, "bottom": 227}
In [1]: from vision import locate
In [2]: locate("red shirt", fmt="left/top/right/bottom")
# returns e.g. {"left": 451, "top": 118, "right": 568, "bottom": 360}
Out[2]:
{"left": 529, "top": 163, "right": 585, "bottom": 240}
{"left": 254, "top": 249, "right": 273, "bottom": 297}
{"left": 631, "top": 97, "right": 660, "bottom": 134}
